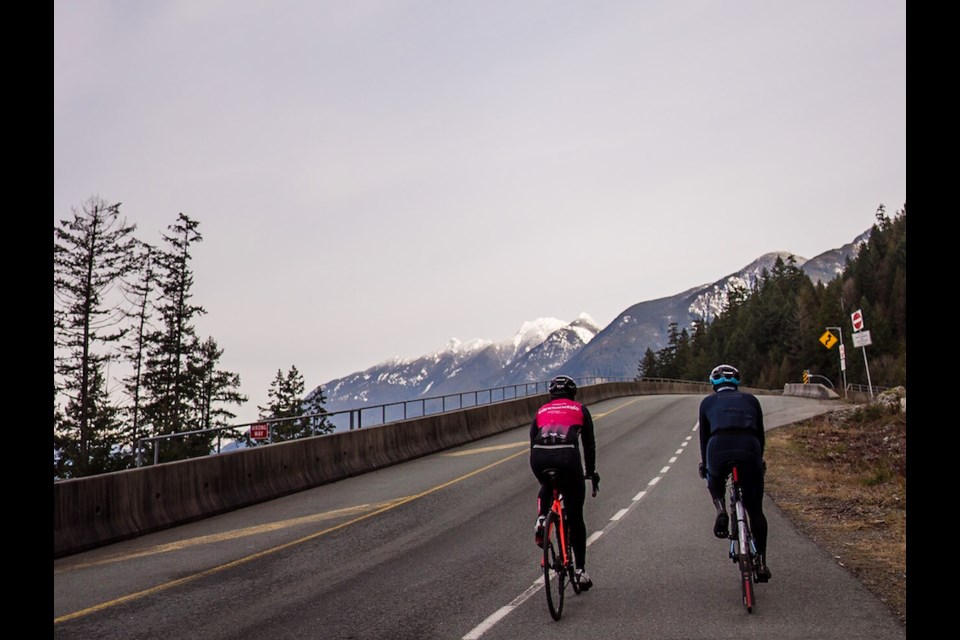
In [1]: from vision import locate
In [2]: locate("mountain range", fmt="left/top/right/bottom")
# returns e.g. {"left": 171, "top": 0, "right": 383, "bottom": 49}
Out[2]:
{"left": 310, "top": 228, "right": 871, "bottom": 415}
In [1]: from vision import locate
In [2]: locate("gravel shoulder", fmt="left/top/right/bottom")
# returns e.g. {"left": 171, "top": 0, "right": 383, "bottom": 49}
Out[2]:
{"left": 763, "top": 396, "right": 906, "bottom": 628}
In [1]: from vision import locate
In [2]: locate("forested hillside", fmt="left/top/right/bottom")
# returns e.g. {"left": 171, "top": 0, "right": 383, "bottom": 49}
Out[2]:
{"left": 638, "top": 204, "right": 906, "bottom": 391}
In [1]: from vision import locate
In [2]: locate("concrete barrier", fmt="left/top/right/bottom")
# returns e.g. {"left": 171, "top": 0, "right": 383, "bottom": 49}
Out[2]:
{"left": 783, "top": 383, "right": 840, "bottom": 400}
{"left": 54, "top": 380, "right": 768, "bottom": 558}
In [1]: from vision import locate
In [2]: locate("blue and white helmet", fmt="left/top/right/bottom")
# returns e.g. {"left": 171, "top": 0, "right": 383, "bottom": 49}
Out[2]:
{"left": 709, "top": 364, "right": 741, "bottom": 390}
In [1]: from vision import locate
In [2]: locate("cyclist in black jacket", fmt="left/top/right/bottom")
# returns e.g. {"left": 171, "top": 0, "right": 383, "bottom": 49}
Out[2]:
{"left": 530, "top": 375, "right": 599, "bottom": 591}
{"left": 698, "top": 364, "right": 772, "bottom": 582}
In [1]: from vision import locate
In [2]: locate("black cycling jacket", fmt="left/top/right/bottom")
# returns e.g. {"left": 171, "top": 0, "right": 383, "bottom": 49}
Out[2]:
{"left": 698, "top": 387, "right": 765, "bottom": 463}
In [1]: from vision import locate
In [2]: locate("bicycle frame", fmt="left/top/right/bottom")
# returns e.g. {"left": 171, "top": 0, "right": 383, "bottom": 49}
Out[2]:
{"left": 550, "top": 491, "right": 575, "bottom": 571}
{"left": 728, "top": 465, "right": 757, "bottom": 613}
{"left": 541, "top": 471, "right": 580, "bottom": 620}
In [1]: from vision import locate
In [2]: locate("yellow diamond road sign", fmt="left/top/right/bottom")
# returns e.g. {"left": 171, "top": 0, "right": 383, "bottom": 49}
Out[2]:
{"left": 820, "top": 330, "right": 838, "bottom": 349}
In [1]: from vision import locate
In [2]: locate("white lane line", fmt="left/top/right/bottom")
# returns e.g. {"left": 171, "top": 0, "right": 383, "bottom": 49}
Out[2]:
{"left": 633, "top": 490, "right": 647, "bottom": 501}
{"left": 462, "top": 579, "right": 545, "bottom": 639}
{"left": 669, "top": 456, "right": 678, "bottom": 463}
{"left": 463, "top": 606, "right": 514, "bottom": 640}
{"left": 649, "top": 476, "right": 661, "bottom": 486}
{"left": 611, "top": 508, "right": 629, "bottom": 521}
{"left": 587, "top": 531, "right": 603, "bottom": 546}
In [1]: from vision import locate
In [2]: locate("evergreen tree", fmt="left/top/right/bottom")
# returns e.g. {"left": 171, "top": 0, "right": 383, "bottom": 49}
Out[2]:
{"left": 140, "top": 213, "right": 208, "bottom": 462}
{"left": 54, "top": 360, "right": 130, "bottom": 478}
{"left": 54, "top": 196, "right": 137, "bottom": 477}
{"left": 118, "top": 240, "right": 158, "bottom": 462}
{"left": 637, "top": 348, "right": 659, "bottom": 379}
{"left": 192, "top": 337, "right": 248, "bottom": 453}
{"left": 303, "top": 385, "right": 334, "bottom": 436}
{"left": 257, "top": 366, "right": 311, "bottom": 443}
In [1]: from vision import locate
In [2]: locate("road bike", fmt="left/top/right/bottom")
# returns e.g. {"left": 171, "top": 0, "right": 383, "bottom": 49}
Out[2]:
{"left": 540, "top": 468, "right": 598, "bottom": 621}
{"left": 726, "top": 464, "right": 762, "bottom": 613}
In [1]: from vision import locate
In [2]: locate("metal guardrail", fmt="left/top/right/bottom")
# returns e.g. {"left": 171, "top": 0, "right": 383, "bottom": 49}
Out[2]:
{"left": 846, "top": 383, "right": 891, "bottom": 393}
{"left": 134, "top": 375, "right": 897, "bottom": 466}
{"left": 136, "top": 376, "right": 634, "bottom": 467}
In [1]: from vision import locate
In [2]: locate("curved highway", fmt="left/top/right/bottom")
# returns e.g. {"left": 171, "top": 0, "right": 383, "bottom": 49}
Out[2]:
{"left": 53, "top": 394, "right": 905, "bottom": 639}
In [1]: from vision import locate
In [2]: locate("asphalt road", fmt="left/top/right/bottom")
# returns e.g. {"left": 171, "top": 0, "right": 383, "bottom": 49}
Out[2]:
{"left": 53, "top": 394, "right": 906, "bottom": 640}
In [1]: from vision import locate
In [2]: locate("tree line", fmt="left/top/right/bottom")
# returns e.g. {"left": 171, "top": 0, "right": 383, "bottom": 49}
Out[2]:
{"left": 54, "top": 196, "right": 333, "bottom": 480}
{"left": 637, "top": 204, "right": 906, "bottom": 392}
{"left": 56, "top": 198, "right": 905, "bottom": 478}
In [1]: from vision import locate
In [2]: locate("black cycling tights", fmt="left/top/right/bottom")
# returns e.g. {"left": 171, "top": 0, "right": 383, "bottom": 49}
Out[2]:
{"left": 706, "top": 437, "right": 769, "bottom": 556}
{"left": 531, "top": 448, "right": 587, "bottom": 570}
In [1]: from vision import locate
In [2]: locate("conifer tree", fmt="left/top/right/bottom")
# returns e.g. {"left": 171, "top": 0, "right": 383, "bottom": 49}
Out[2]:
{"left": 118, "top": 240, "right": 158, "bottom": 461}
{"left": 54, "top": 196, "right": 137, "bottom": 477}
{"left": 192, "top": 337, "right": 247, "bottom": 452}
{"left": 140, "top": 213, "right": 208, "bottom": 462}
{"left": 637, "top": 348, "right": 658, "bottom": 379}
{"left": 303, "top": 384, "right": 334, "bottom": 436}
{"left": 257, "top": 366, "right": 310, "bottom": 442}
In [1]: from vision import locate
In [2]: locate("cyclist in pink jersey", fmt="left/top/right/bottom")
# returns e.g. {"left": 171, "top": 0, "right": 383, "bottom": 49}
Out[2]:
{"left": 530, "top": 375, "right": 599, "bottom": 590}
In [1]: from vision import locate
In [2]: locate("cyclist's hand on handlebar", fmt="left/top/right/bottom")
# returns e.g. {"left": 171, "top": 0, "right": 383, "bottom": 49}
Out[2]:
{"left": 586, "top": 471, "right": 600, "bottom": 496}
{"left": 698, "top": 462, "right": 707, "bottom": 479}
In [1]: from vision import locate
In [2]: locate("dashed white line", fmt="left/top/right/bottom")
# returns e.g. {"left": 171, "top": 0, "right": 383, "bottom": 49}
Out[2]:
{"left": 611, "top": 508, "right": 629, "bottom": 521}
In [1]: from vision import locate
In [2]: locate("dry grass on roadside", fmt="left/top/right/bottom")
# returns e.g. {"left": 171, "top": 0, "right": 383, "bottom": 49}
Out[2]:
{"left": 763, "top": 401, "right": 906, "bottom": 628}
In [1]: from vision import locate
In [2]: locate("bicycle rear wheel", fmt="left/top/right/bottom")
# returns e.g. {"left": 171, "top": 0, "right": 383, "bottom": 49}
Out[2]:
{"left": 542, "top": 511, "right": 565, "bottom": 620}
{"left": 735, "top": 501, "right": 755, "bottom": 613}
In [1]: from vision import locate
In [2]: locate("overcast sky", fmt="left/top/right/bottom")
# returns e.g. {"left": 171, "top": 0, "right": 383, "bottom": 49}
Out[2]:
{"left": 54, "top": 1, "right": 905, "bottom": 425}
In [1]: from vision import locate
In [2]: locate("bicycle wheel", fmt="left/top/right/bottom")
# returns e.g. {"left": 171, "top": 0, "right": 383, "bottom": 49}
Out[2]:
{"left": 542, "top": 511, "right": 565, "bottom": 620}
{"left": 734, "top": 500, "right": 755, "bottom": 613}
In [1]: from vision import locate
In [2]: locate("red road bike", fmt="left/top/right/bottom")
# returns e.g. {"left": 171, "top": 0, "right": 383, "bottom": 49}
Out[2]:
{"left": 540, "top": 468, "right": 598, "bottom": 620}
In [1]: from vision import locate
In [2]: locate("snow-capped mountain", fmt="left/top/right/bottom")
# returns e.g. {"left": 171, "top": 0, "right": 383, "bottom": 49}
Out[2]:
{"left": 311, "top": 229, "right": 869, "bottom": 413}
{"left": 318, "top": 314, "right": 600, "bottom": 413}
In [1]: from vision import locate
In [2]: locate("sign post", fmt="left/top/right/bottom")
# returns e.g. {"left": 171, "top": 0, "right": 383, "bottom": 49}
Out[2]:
{"left": 850, "top": 309, "right": 874, "bottom": 398}
{"left": 824, "top": 326, "right": 848, "bottom": 398}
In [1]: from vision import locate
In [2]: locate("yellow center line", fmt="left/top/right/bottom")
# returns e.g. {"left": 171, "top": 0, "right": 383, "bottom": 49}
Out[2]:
{"left": 55, "top": 395, "right": 639, "bottom": 624}
{"left": 592, "top": 396, "right": 642, "bottom": 418}
{"left": 442, "top": 442, "right": 526, "bottom": 456}
{"left": 55, "top": 449, "right": 528, "bottom": 625}
{"left": 55, "top": 499, "right": 408, "bottom": 572}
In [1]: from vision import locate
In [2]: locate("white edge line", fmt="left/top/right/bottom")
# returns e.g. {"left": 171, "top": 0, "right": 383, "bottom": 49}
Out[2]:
{"left": 463, "top": 605, "right": 514, "bottom": 640}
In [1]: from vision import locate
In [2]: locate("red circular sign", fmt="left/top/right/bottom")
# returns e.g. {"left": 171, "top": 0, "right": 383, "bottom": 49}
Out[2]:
{"left": 851, "top": 310, "right": 864, "bottom": 331}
